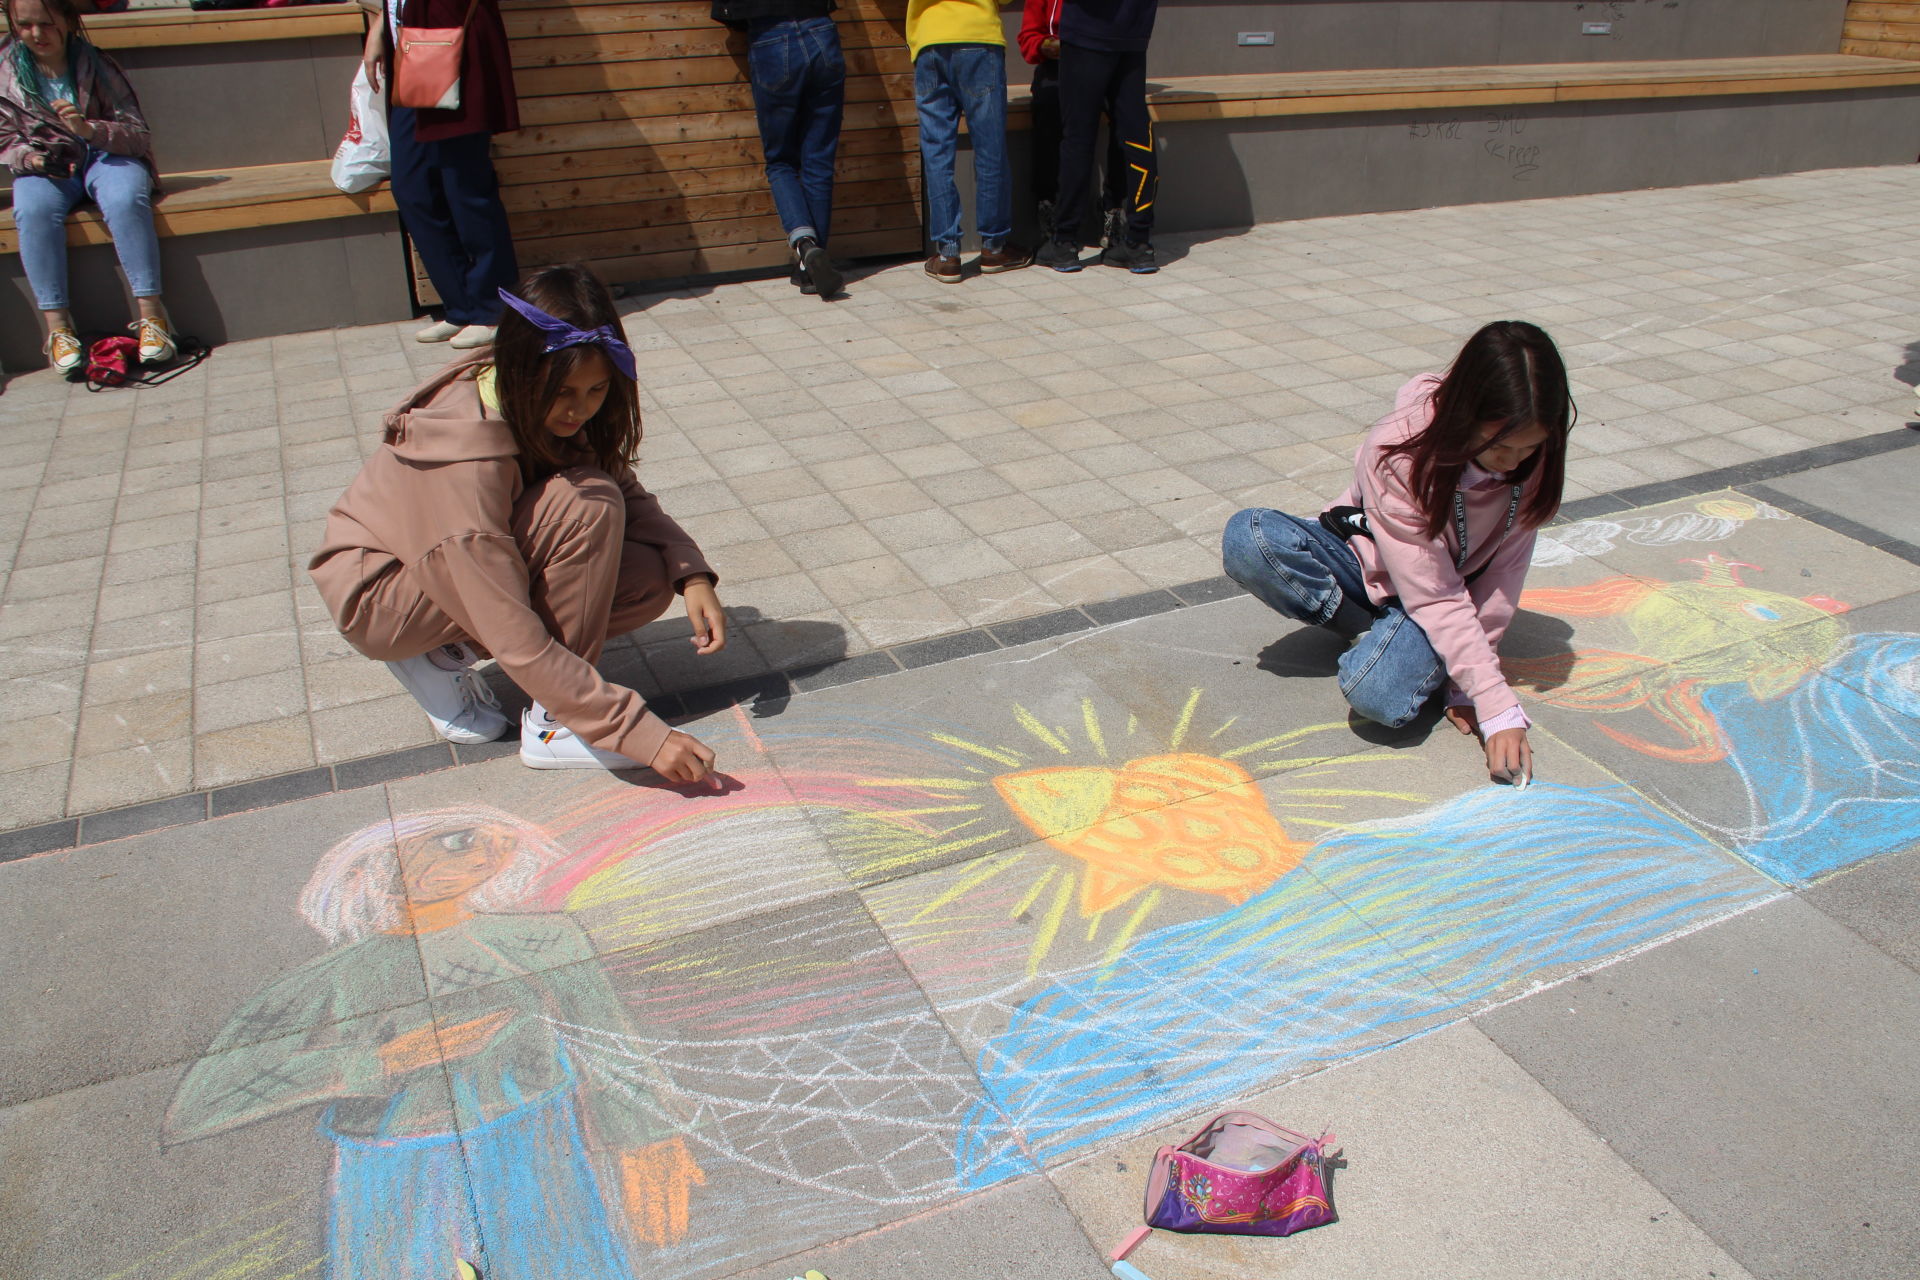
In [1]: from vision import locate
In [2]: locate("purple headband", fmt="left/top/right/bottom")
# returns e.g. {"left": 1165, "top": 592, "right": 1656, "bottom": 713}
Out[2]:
{"left": 496, "top": 289, "right": 637, "bottom": 382}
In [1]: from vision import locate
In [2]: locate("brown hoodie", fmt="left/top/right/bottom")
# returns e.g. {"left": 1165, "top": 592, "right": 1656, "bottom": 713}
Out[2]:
{"left": 308, "top": 357, "right": 713, "bottom": 765}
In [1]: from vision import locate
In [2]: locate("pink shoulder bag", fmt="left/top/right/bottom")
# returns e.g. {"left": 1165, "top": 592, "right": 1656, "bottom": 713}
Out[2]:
{"left": 393, "top": 0, "right": 479, "bottom": 111}
{"left": 1114, "top": 1110, "right": 1338, "bottom": 1260}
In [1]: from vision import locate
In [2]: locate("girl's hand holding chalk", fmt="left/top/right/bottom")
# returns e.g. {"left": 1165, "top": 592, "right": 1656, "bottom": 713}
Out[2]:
{"left": 1485, "top": 726, "right": 1532, "bottom": 789}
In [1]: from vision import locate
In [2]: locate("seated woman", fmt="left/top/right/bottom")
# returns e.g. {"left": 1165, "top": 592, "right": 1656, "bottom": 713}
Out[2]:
{"left": 1222, "top": 321, "right": 1574, "bottom": 786}
{"left": 1, "top": 0, "right": 174, "bottom": 372}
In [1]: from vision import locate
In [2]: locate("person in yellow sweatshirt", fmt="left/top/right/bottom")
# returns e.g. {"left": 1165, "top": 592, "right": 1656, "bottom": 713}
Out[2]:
{"left": 907, "top": 0, "right": 1030, "bottom": 282}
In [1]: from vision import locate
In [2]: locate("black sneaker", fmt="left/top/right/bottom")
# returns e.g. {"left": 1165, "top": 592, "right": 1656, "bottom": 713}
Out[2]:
{"left": 790, "top": 265, "right": 816, "bottom": 295}
{"left": 1100, "top": 239, "right": 1158, "bottom": 275}
{"left": 1035, "top": 238, "right": 1084, "bottom": 272}
{"left": 795, "top": 237, "right": 842, "bottom": 298}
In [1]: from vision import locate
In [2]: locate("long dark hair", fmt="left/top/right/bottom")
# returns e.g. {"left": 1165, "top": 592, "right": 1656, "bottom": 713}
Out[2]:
{"left": 1384, "top": 320, "right": 1574, "bottom": 538}
{"left": 489, "top": 263, "right": 641, "bottom": 480}
{"left": 5, "top": 0, "right": 89, "bottom": 105}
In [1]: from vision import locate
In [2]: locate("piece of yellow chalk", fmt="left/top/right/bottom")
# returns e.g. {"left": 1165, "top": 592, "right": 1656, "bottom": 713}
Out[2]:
{"left": 456, "top": 1262, "right": 479, "bottom": 1280}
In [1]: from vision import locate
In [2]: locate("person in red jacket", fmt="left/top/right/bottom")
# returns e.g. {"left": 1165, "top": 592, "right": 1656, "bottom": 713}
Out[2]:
{"left": 1018, "top": 0, "right": 1123, "bottom": 249}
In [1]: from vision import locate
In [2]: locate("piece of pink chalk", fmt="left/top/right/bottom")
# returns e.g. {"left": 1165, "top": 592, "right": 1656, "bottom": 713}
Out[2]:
{"left": 1110, "top": 1226, "right": 1152, "bottom": 1262}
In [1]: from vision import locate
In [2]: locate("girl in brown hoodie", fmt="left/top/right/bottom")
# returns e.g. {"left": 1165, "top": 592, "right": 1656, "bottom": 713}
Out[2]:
{"left": 309, "top": 264, "right": 725, "bottom": 784}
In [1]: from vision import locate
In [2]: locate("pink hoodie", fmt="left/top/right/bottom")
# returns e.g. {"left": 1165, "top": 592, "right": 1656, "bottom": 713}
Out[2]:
{"left": 1329, "top": 374, "right": 1539, "bottom": 724}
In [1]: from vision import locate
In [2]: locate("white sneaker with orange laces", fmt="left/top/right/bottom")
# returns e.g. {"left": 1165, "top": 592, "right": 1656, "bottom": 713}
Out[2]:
{"left": 132, "top": 316, "right": 176, "bottom": 365}
{"left": 46, "top": 327, "right": 83, "bottom": 373}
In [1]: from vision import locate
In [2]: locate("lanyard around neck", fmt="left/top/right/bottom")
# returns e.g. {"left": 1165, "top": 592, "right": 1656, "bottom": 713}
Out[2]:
{"left": 1451, "top": 484, "right": 1522, "bottom": 572}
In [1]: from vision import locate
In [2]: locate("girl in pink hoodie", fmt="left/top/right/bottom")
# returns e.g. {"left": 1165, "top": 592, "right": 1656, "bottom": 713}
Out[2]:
{"left": 310, "top": 264, "right": 726, "bottom": 784}
{"left": 1221, "top": 321, "right": 1574, "bottom": 785}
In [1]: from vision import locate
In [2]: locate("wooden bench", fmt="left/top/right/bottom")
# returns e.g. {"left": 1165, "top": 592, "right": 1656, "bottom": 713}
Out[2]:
{"left": 84, "top": 2, "right": 366, "bottom": 49}
{"left": 1004, "top": 53, "right": 1920, "bottom": 125}
{"left": 0, "top": 160, "right": 394, "bottom": 255}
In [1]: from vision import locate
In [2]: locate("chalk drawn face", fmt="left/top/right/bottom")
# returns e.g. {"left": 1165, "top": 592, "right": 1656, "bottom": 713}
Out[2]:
{"left": 399, "top": 825, "right": 516, "bottom": 905}
{"left": 1509, "top": 554, "right": 1851, "bottom": 762}
{"left": 994, "top": 754, "right": 1305, "bottom": 914}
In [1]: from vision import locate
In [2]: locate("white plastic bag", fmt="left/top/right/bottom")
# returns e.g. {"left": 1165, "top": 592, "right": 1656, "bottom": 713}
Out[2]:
{"left": 330, "top": 65, "right": 391, "bottom": 195}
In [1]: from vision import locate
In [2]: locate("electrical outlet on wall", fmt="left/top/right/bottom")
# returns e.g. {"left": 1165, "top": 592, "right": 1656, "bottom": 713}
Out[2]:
{"left": 1238, "top": 31, "right": 1275, "bottom": 46}
{"left": 1583, "top": 21, "right": 1613, "bottom": 35}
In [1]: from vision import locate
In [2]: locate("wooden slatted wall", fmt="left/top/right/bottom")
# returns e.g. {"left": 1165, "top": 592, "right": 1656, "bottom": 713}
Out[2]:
{"left": 1842, "top": 1, "right": 1920, "bottom": 57}
{"left": 415, "top": 0, "right": 921, "bottom": 300}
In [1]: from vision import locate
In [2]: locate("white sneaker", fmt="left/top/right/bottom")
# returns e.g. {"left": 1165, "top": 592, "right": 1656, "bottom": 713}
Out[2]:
{"left": 415, "top": 319, "right": 460, "bottom": 343}
{"left": 519, "top": 705, "right": 646, "bottom": 771}
{"left": 384, "top": 643, "right": 509, "bottom": 744}
{"left": 449, "top": 325, "right": 496, "bottom": 350}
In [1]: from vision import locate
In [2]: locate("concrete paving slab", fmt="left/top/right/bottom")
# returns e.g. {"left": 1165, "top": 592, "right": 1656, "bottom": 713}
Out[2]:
{"left": 381, "top": 720, "right": 852, "bottom": 993}
{"left": 0, "top": 1056, "right": 334, "bottom": 1280}
{"left": 1534, "top": 585, "right": 1920, "bottom": 886}
{"left": 1048, "top": 1021, "right": 1755, "bottom": 1280}
{"left": 1477, "top": 896, "right": 1920, "bottom": 1280}
{"left": 1766, "top": 446, "right": 1920, "bottom": 548}
{"left": 1801, "top": 844, "right": 1920, "bottom": 973}
{"left": 0, "top": 786, "right": 408, "bottom": 1109}
{"left": 723, "top": 1175, "right": 1110, "bottom": 1280}
{"left": 428, "top": 891, "right": 1029, "bottom": 1280}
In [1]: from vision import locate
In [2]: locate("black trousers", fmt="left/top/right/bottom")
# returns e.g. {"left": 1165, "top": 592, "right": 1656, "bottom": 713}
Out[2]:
{"left": 389, "top": 107, "right": 519, "bottom": 326}
{"left": 1050, "top": 43, "right": 1156, "bottom": 246}
{"left": 1029, "top": 58, "right": 1123, "bottom": 216}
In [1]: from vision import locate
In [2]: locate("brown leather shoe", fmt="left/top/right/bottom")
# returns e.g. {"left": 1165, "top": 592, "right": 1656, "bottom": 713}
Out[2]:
{"left": 978, "top": 243, "right": 1032, "bottom": 273}
{"left": 925, "top": 252, "right": 963, "bottom": 284}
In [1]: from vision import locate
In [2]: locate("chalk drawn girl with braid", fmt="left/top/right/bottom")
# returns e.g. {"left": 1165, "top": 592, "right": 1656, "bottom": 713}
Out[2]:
{"left": 165, "top": 806, "right": 703, "bottom": 1278}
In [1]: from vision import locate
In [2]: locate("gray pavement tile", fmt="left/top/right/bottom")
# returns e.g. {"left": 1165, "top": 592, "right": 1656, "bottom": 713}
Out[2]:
{"left": 0, "top": 1054, "right": 334, "bottom": 1280}
{"left": 1049, "top": 1022, "right": 1756, "bottom": 1280}
{"left": 788, "top": 648, "right": 902, "bottom": 692}
{"left": 1082, "top": 588, "right": 1183, "bottom": 626}
{"left": 0, "top": 788, "right": 409, "bottom": 1109}
{"left": 0, "top": 819, "right": 76, "bottom": 863}
{"left": 1801, "top": 844, "right": 1920, "bottom": 974}
{"left": 726, "top": 1176, "right": 1108, "bottom": 1280}
{"left": 440, "top": 891, "right": 1024, "bottom": 1280}
{"left": 1477, "top": 897, "right": 1920, "bottom": 1280}
{"left": 1168, "top": 573, "right": 1241, "bottom": 605}
{"left": 988, "top": 606, "right": 1097, "bottom": 647}
{"left": 76, "top": 791, "right": 209, "bottom": 845}
{"left": 894, "top": 627, "right": 1001, "bottom": 669}
{"left": 332, "top": 742, "right": 458, "bottom": 792}
{"left": 208, "top": 765, "right": 335, "bottom": 818}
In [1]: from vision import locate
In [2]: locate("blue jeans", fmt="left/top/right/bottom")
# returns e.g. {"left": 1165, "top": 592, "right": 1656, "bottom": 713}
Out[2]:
{"left": 914, "top": 43, "right": 1010, "bottom": 256}
{"left": 389, "top": 107, "right": 517, "bottom": 327}
{"left": 747, "top": 16, "right": 845, "bottom": 246}
{"left": 1221, "top": 507, "right": 1448, "bottom": 728}
{"left": 11, "top": 149, "right": 161, "bottom": 310}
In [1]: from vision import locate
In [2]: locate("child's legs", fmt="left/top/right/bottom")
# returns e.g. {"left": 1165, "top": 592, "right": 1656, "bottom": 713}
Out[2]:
{"left": 11, "top": 172, "right": 83, "bottom": 313}
{"left": 1337, "top": 608, "right": 1447, "bottom": 728}
{"left": 914, "top": 47, "right": 964, "bottom": 256}
{"left": 81, "top": 151, "right": 162, "bottom": 299}
{"left": 951, "top": 44, "right": 1010, "bottom": 249}
{"left": 605, "top": 541, "right": 677, "bottom": 638}
{"left": 1105, "top": 51, "right": 1156, "bottom": 242}
{"left": 748, "top": 20, "right": 813, "bottom": 240}
{"left": 339, "top": 467, "right": 625, "bottom": 664}
{"left": 795, "top": 16, "right": 845, "bottom": 244}
{"left": 1050, "top": 40, "right": 1112, "bottom": 241}
{"left": 1030, "top": 60, "right": 1061, "bottom": 205}
{"left": 510, "top": 466, "right": 625, "bottom": 665}
{"left": 1221, "top": 507, "right": 1368, "bottom": 627}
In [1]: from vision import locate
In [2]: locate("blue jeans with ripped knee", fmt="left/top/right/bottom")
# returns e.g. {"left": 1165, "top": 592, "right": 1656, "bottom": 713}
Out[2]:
{"left": 1221, "top": 507, "right": 1448, "bottom": 728}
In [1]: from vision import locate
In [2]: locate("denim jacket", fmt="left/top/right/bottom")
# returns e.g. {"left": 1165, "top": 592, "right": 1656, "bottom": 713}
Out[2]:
{"left": 0, "top": 36, "right": 156, "bottom": 184}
